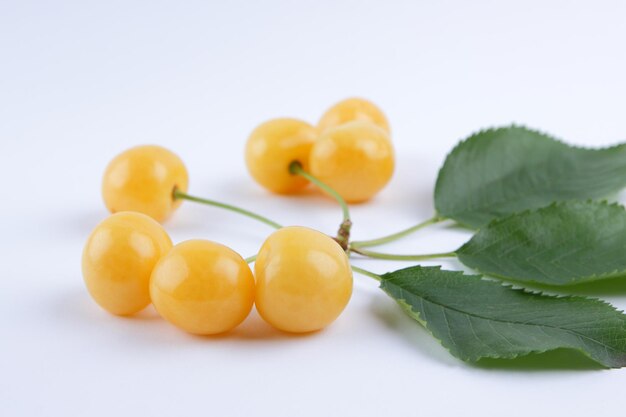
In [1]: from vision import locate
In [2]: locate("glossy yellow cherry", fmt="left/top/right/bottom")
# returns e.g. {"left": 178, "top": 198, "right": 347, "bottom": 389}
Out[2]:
{"left": 245, "top": 118, "right": 317, "bottom": 194}
{"left": 309, "top": 121, "right": 395, "bottom": 203}
{"left": 82, "top": 212, "right": 173, "bottom": 316}
{"left": 102, "top": 145, "right": 189, "bottom": 223}
{"left": 150, "top": 240, "right": 255, "bottom": 335}
{"left": 255, "top": 226, "right": 353, "bottom": 333}
{"left": 318, "top": 97, "right": 390, "bottom": 135}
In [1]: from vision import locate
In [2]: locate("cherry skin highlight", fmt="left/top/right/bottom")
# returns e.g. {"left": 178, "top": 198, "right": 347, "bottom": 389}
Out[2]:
{"left": 310, "top": 121, "right": 395, "bottom": 203}
{"left": 254, "top": 226, "right": 353, "bottom": 333}
{"left": 102, "top": 145, "right": 188, "bottom": 223}
{"left": 318, "top": 97, "right": 390, "bottom": 135}
{"left": 150, "top": 240, "right": 255, "bottom": 335}
{"left": 82, "top": 211, "right": 173, "bottom": 315}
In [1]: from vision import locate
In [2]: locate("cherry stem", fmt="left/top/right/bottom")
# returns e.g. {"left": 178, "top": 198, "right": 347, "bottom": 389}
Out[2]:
{"left": 350, "top": 247, "right": 457, "bottom": 261}
{"left": 289, "top": 161, "right": 350, "bottom": 222}
{"left": 244, "top": 255, "right": 257, "bottom": 264}
{"left": 351, "top": 215, "right": 446, "bottom": 248}
{"left": 173, "top": 188, "right": 283, "bottom": 230}
{"left": 289, "top": 161, "right": 352, "bottom": 250}
{"left": 350, "top": 265, "right": 382, "bottom": 282}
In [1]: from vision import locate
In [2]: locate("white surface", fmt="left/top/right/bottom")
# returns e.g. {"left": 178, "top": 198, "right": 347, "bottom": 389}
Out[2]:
{"left": 2, "top": 1, "right": 626, "bottom": 416}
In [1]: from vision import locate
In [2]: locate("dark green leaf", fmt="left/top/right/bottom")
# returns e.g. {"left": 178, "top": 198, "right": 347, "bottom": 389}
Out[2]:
{"left": 457, "top": 200, "right": 626, "bottom": 285}
{"left": 434, "top": 126, "right": 626, "bottom": 228}
{"left": 380, "top": 265, "right": 626, "bottom": 368}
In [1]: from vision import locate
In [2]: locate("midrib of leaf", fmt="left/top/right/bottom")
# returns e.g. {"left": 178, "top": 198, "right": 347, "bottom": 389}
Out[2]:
{"left": 468, "top": 263, "right": 626, "bottom": 287}
{"left": 384, "top": 281, "right": 625, "bottom": 354}
{"left": 457, "top": 201, "right": 626, "bottom": 285}
{"left": 459, "top": 249, "right": 626, "bottom": 286}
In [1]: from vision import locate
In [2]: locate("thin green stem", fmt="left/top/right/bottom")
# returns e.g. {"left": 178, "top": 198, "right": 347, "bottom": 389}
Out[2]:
{"left": 289, "top": 161, "right": 350, "bottom": 223}
{"left": 351, "top": 215, "right": 446, "bottom": 248}
{"left": 289, "top": 161, "right": 352, "bottom": 250}
{"left": 350, "top": 265, "right": 381, "bottom": 282}
{"left": 173, "top": 189, "right": 282, "bottom": 229}
{"left": 351, "top": 247, "right": 457, "bottom": 262}
{"left": 245, "top": 255, "right": 257, "bottom": 264}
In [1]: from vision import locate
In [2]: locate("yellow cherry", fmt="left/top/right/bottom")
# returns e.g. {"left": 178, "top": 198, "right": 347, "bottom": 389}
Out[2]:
{"left": 150, "top": 240, "right": 255, "bottom": 335}
{"left": 318, "top": 97, "right": 390, "bottom": 135}
{"left": 255, "top": 226, "right": 353, "bottom": 333}
{"left": 102, "top": 145, "right": 189, "bottom": 223}
{"left": 245, "top": 118, "right": 317, "bottom": 194}
{"left": 82, "top": 212, "right": 173, "bottom": 316}
{"left": 309, "top": 121, "right": 395, "bottom": 203}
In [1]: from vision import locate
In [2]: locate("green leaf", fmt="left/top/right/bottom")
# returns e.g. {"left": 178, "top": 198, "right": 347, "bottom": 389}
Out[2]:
{"left": 457, "top": 200, "right": 626, "bottom": 285}
{"left": 380, "top": 265, "right": 626, "bottom": 368}
{"left": 434, "top": 126, "right": 626, "bottom": 228}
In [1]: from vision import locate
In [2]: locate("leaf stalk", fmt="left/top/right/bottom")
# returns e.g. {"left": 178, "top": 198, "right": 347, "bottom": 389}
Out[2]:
{"left": 351, "top": 247, "right": 457, "bottom": 261}
{"left": 351, "top": 215, "right": 446, "bottom": 248}
{"left": 350, "top": 265, "right": 382, "bottom": 281}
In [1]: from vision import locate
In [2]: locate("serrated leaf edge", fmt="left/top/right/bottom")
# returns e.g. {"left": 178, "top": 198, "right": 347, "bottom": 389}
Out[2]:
{"left": 434, "top": 125, "right": 626, "bottom": 227}
{"left": 471, "top": 199, "right": 625, "bottom": 231}
{"left": 380, "top": 265, "right": 626, "bottom": 368}
{"left": 457, "top": 200, "right": 626, "bottom": 285}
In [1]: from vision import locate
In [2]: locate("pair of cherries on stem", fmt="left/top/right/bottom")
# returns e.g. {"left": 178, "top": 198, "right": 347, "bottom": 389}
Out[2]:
{"left": 246, "top": 97, "right": 395, "bottom": 203}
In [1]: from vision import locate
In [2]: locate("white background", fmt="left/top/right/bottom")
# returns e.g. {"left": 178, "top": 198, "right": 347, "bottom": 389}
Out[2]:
{"left": 2, "top": 1, "right": 626, "bottom": 416}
